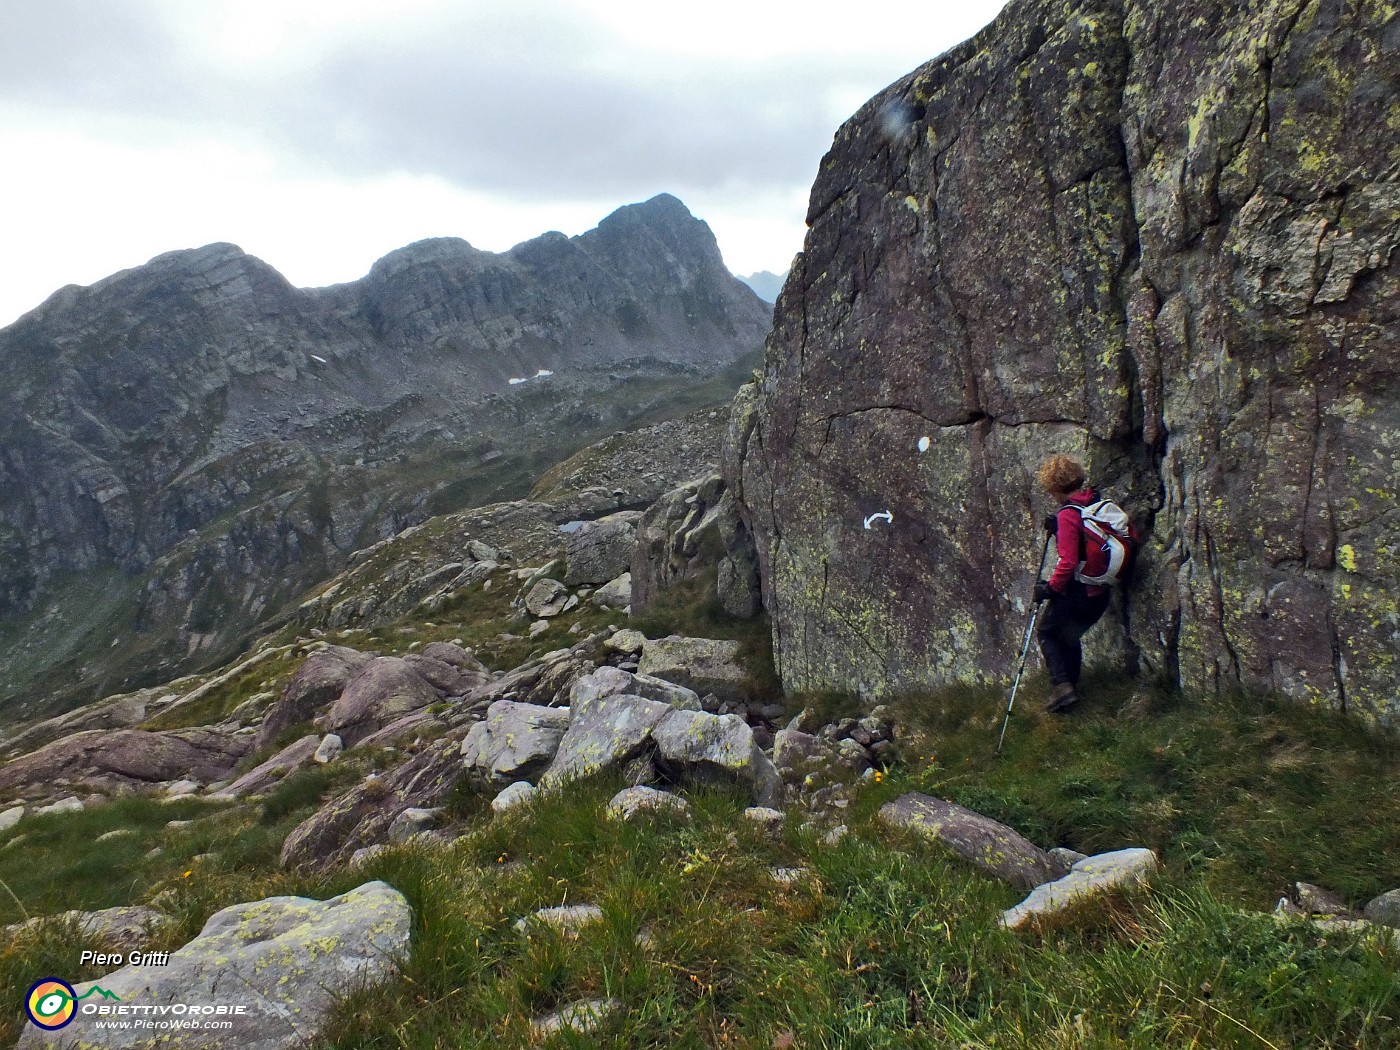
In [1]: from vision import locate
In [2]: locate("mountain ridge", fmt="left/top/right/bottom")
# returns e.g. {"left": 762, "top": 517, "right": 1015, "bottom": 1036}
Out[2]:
{"left": 0, "top": 194, "right": 769, "bottom": 717}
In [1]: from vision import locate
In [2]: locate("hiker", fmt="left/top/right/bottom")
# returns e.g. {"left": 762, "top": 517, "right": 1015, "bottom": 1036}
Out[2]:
{"left": 1033, "top": 455, "right": 1113, "bottom": 714}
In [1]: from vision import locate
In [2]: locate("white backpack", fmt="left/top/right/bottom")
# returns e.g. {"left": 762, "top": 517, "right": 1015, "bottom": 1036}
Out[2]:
{"left": 1064, "top": 499, "right": 1137, "bottom": 587}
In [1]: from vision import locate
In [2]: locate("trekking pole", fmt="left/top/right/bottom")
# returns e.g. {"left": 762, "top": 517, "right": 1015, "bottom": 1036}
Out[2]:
{"left": 996, "top": 532, "right": 1053, "bottom": 755}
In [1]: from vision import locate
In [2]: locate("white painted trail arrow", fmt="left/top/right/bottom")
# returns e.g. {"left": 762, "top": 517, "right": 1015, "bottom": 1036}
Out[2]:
{"left": 863, "top": 511, "right": 893, "bottom": 529}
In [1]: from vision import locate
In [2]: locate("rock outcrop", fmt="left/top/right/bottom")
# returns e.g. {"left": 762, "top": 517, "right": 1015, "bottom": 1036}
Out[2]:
{"left": 728, "top": 0, "right": 1400, "bottom": 721}
{"left": 0, "top": 727, "right": 250, "bottom": 798}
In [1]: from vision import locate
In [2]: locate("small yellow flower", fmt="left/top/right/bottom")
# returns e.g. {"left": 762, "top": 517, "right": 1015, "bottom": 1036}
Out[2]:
{"left": 182, "top": 870, "right": 193, "bottom": 879}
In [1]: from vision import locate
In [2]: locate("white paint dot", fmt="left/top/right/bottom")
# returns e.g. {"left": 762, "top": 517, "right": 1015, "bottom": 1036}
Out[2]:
{"left": 917, "top": 436, "right": 931, "bottom": 452}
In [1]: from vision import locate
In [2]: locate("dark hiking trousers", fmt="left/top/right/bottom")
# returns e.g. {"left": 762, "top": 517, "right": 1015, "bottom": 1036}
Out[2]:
{"left": 1037, "top": 584, "right": 1111, "bottom": 687}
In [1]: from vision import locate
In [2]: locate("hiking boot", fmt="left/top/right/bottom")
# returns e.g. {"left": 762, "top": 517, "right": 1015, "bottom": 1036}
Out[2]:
{"left": 1045, "top": 682, "right": 1079, "bottom": 713}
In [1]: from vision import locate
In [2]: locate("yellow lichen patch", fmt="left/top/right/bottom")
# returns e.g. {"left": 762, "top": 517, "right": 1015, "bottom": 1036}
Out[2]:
{"left": 1338, "top": 544, "right": 1358, "bottom": 572}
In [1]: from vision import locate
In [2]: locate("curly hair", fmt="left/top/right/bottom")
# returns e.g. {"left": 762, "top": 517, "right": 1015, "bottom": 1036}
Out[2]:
{"left": 1037, "top": 454, "right": 1087, "bottom": 496}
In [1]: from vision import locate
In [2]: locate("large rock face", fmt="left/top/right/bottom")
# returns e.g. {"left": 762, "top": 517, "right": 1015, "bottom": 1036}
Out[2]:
{"left": 729, "top": 0, "right": 1400, "bottom": 721}
{"left": 0, "top": 194, "right": 769, "bottom": 718}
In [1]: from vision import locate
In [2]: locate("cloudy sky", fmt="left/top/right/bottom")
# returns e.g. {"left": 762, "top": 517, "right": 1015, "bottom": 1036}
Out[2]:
{"left": 0, "top": 0, "right": 1010, "bottom": 326}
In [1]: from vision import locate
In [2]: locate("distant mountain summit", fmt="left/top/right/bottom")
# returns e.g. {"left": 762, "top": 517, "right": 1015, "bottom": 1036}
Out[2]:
{"left": 0, "top": 194, "right": 770, "bottom": 716}
{"left": 737, "top": 270, "right": 788, "bottom": 303}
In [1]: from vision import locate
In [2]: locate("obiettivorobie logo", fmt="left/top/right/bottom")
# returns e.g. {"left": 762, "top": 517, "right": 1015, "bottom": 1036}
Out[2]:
{"left": 24, "top": 978, "right": 120, "bottom": 1030}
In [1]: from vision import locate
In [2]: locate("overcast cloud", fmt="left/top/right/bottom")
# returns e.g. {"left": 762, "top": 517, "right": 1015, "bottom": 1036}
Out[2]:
{"left": 0, "top": 0, "right": 1010, "bottom": 325}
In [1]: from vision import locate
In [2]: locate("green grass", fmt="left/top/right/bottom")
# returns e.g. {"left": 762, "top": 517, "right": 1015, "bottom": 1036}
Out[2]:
{"left": 875, "top": 670, "right": 1400, "bottom": 907}
{"left": 2, "top": 641, "right": 1398, "bottom": 1047}
{"left": 319, "top": 777, "right": 1398, "bottom": 1048}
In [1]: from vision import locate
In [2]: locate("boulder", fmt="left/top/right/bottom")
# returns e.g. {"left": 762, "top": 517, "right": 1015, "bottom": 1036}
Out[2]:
{"left": 652, "top": 709, "right": 782, "bottom": 806}
{"left": 772, "top": 729, "right": 838, "bottom": 782}
{"left": 491, "top": 782, "right": 537, "bottom": 814}
{"left": 632, "top": 475, "right": 759, "bottom": 616}
{"left": 539, "top": 695, "right": 673, "bottom": 790}
{"left": 313, "top": 733, "right": 343, "bottom": 764}
{"left": 605, "top": 786, "right": 691, "bottom": 822}
{"left": 387, "top": 807, "right": 443, "bottom": 844}
{"left": 4, "top": 906, "right": 166, "bottom": 953}
{"left": 1294, "top": 881, "right": 1353, "bottom": 917}
{"left": 877, "top": 793, "right": 1060, "bottom": 891}
{"left": 524, "top": 578, "right": 570, "bottom": 617}
{"left": 1363, "top": 888, "right": 1400, "bottom": 929}
{"left": 638, "top": 635, "right": 748, "bottom": 703}
{"left": 326, "top": 657, "right": 439, "bottom": 745}
{"left": 254, "top": 645, "right": 373, "bottom": 750}
{"left": 466, "top": 539, "right": 499, "bottom": 562}
{"left": 604, "top": 629, "right": 648, "bottom": 655}
{"left": 461, "top": 701, "right": 572, "bottom": 783}
{"left": 565, "top": 512, "right": 642, "bottom": 586}
{"left": 1049, "top": 846, "right": 1090, "bottom": 870}
{"left": 1001, "top": 848, "right": 1160, "bottom": 929}
{"left": 213, "top": 735, "right": 321, "bottom": 799}
{"left": 568, "top": 665, "right": 701, "bottom": 710}
{"left": 17, "top": 882, "right": 410, "bottom": 1050}
{"left": 590, "top": 572, "right": 632, "bottom": 610}
{"left": 0, "top": 804, "right": 24, "bottom": 832}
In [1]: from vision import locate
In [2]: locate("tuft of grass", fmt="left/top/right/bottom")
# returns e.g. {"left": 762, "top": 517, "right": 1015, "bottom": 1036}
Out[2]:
{"left": 882, "top": 671, "right": 1400, "bottom": 906}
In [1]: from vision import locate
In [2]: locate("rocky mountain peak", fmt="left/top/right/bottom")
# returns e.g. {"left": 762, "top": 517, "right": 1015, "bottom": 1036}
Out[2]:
{"left": 0, "top": 196, "right": 770, "bottom": 717}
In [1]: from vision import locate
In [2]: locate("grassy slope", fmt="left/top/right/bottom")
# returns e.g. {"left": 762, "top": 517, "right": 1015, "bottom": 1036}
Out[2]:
{"left": 0, "top": 541, "right": 1397, "bottom": 1046}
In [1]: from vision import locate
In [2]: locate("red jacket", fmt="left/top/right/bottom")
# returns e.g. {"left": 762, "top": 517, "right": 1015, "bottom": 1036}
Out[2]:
{"left": 1049, "top": 488, "right": 1109, "bottom": 597}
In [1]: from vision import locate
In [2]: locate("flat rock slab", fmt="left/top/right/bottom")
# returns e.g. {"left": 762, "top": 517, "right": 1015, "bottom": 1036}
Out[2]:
{"left": 17, "top": 881, "right": 411, "bottom": 1050}
{"left": 638, "top": 636, "right": 747, "bottom": 702}
{"left": 878, "top": 793, "right": 1060, "bottom": 892}
{"left": 1307, "top": 916, "right": 1400, "bottom": 950}
{"left": 769, "top": 867, "right": 815, "bottom": 888}
{"left": 529, "top": 998, "right": 622, "bottom": 1041}
{"left": 213, "top": 734, "right": 321, "bottom": 799}
{"left": 1001, "top": 848, "right": 1159, "bottom": 929}
{"left": 569, "top": 666, "right": 700, "bottom": 711}
{"left": 606, "top": 786, "right": 690, "bottom": 822}
{"left": 514, "top": 904, "right": 604, "bottom": 937}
